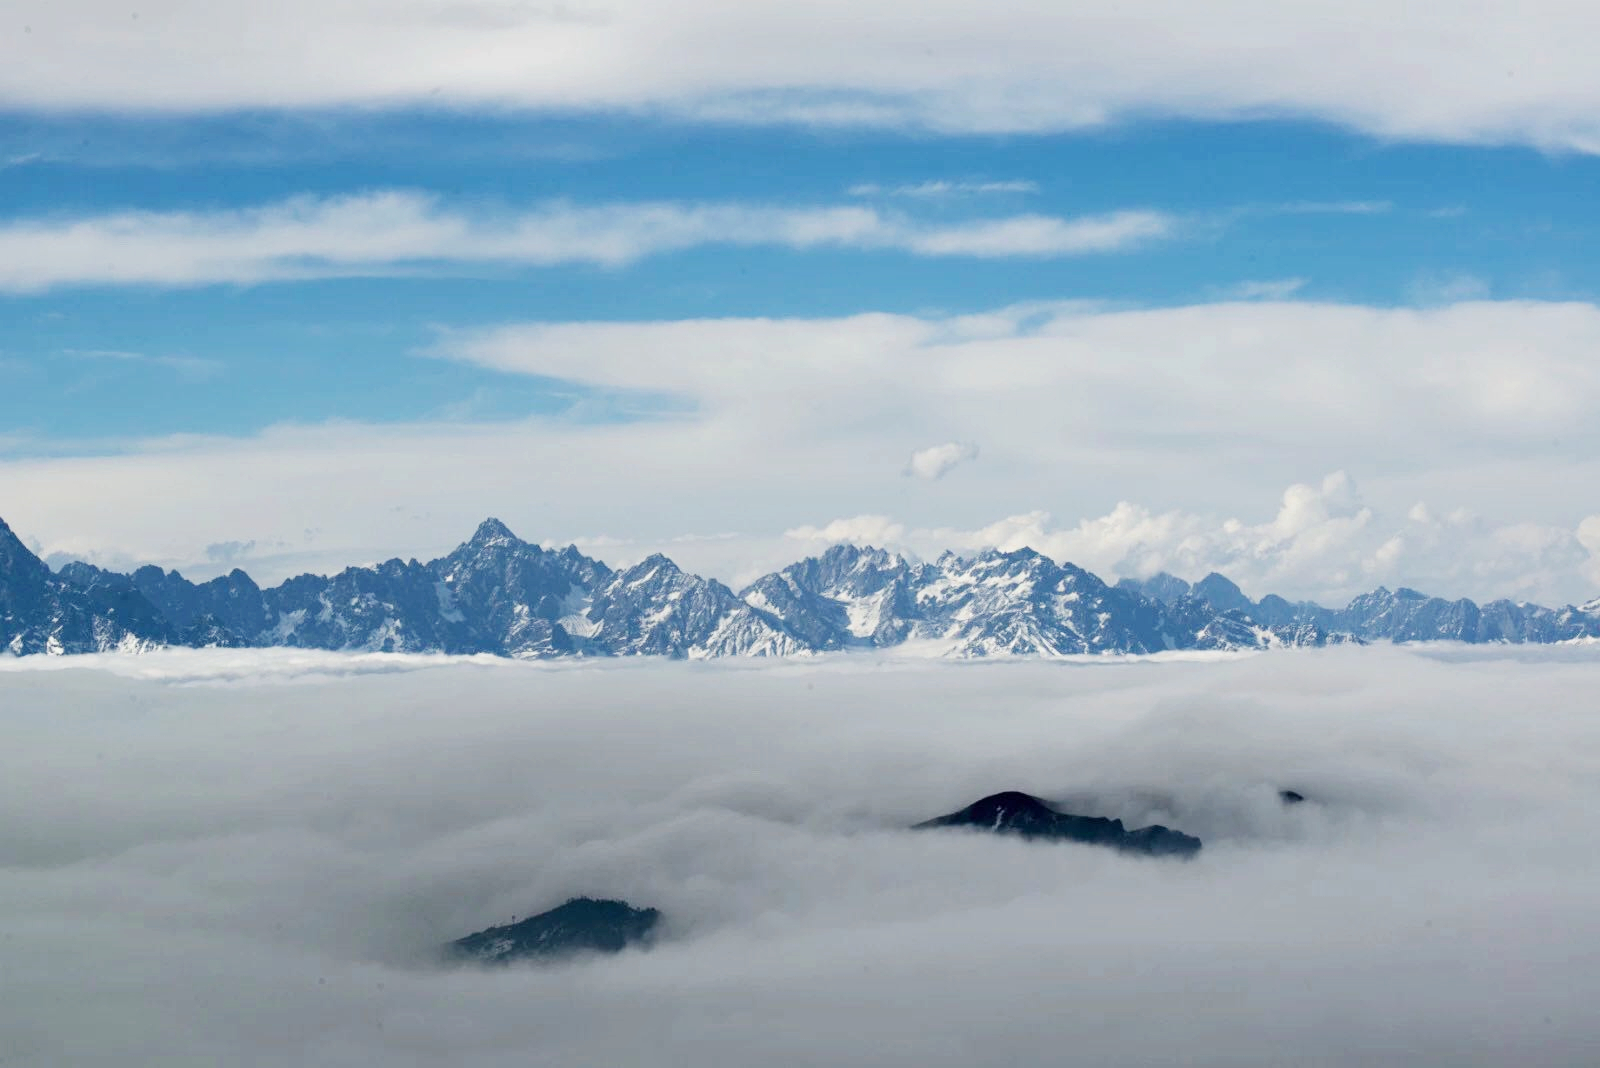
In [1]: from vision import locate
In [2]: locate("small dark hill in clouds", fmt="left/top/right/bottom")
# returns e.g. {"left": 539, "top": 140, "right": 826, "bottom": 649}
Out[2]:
{"left": 450, "top": 897, "right": 662, "bottom": 964}
{"left": 915, "top": 791, "right": 1202, "bottom": 858}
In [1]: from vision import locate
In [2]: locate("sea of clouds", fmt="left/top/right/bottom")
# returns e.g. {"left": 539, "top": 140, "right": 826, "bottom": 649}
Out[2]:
{"left": 2, "top": 645, "right": 1598, "bottom": 1066}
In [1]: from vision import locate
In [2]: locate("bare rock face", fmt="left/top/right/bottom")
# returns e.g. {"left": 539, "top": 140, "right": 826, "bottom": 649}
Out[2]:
{"left": 915, "top": 790, "right": 1202, "bottom": 858}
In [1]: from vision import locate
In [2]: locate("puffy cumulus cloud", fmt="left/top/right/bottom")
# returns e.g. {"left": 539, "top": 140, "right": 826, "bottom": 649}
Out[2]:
{"left": 785, "top": 514, "right": 907, "bottom": 546}
{"left": 7, "top": 2, "right": 1600, "bottom": 152}
{"left": 4, "top": 648, "right": 1600, "bottom": 1065}
{"left": 10, "top": 299, "right": 1600, "bottom": 602}
{"left": 905, "top": 441, "right": 979, "bottom": 480}
{"left": 0, "top": 193, "right": 1174, "bottom": 292}
{"left": 914, "top": 472, "right": 1600, "bottom": 606}
{"left": 917, "top": 472, "right": 1369, "bottom": 596}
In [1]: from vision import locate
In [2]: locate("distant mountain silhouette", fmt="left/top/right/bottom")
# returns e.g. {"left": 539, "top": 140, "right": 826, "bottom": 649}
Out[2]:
{"left": 449, "top": 897, "right": 661, "bottom": 964}
{"left": 915, "top": 791, "right": 1202, "bottom": 858}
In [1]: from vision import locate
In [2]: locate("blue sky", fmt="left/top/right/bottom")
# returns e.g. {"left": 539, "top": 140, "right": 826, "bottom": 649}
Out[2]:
{"left": 3, "top": 1, "right": 1600, "bottom": 605}
{"left": 6, "top": 114, "right": 1597, "bottom": 442}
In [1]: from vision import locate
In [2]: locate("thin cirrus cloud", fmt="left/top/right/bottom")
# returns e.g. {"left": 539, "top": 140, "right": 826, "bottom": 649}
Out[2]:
{"left": 59, "top": 348, "right": 223, "bottom": 381}
{"left": 1214, "top": 278, "right": 1308, "bottom": 301}
{"left": 847, "top": 180, "right": 1041, "bottom": 198}
{"left": 1266, "top": 200, "right": 1393, "bottom": 216}
{"left": 0, "top": 191, "right": 1176, "bottom": 292}
{"left": 6, "top": 2, "right": 1600, "bottom": 152}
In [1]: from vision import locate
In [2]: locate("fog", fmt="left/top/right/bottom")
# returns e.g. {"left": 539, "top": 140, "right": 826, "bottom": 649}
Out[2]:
{"left": 2, "top": 646, "right": 1598, "bottom": 1066}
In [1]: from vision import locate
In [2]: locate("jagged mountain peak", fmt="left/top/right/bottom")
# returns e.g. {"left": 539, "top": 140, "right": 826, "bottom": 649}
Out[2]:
{"left": 466, "top": 517, "right": 521, "bottom": 548}
{"left": 0, "top": 515, "right": 172, "bottom": 655}
{"left": 950, "top": 545, "right": 1057, "bottom": 580}
{"left": 819, "top": 542, "right": 907, "bottom": 567}
{"left": 0, "top": 515, "right": 50, "bottom": 579}
{"left": 620, "top": 552, "right": 683, "bottom": 581}
{"left": 976, "top": 544, "right": 1047, "bottom": 563}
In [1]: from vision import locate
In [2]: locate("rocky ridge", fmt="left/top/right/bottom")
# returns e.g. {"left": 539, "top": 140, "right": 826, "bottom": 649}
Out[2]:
{"left": 5, "top": 515, "right": 1599, "bottom": 659}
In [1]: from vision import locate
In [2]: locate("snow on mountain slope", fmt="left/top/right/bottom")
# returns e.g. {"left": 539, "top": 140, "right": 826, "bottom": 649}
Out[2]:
{"left": 12, "top": 511, "right": 1600, "bottom": 661}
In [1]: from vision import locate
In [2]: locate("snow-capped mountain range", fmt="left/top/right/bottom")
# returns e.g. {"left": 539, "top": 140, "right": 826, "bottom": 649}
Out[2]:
{"left": 4, "top": 515, "right": 1599, "bottom": 658}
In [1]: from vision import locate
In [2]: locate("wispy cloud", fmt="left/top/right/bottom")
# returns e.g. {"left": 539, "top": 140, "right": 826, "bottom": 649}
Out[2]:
{"left": 848, "top": 180, "right": 1040, "bottom": 198}
{"left": 204, "top": 539, "right": 258, "bottom": 564}
{"left": 61, "top": 348, "right": 222, "bottom": 381}
{"left": 0, "top": 152, "right": 49, "bottom": 170}
{"left": 0, "top": 192, "right": 1179, "bottom": 292}
{"left": 1270, "top": 200, "right": 1393, "bottom": 216}
{"left": 898, "top": 211, "right": 1172, "bottom": 256}
{"left": 1213, "top": 278, "right": 1307, "bottom": 301}
{"left": 1406, "top": 271, "right": 1491, "bottom": 305}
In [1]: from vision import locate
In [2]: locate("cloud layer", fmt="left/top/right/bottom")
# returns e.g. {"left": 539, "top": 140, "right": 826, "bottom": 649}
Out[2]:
{"left": 0, "top": 192, "right": 1173, "bottom": 292}
{"left": 7, "top": 298, "right": 1600, "bottom": 603}
{"left": 3, "top": 648, "right": 1600, "bottom": 1065}
{"left": 6, "top": 2, "right": 1600, "bottom": 151}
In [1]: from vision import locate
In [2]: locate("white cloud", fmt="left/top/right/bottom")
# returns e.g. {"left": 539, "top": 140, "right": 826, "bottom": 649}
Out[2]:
{"left": 848, "top": 180, "right": 1040, "bottom": 198}
{"left": 437, "top": 299, "right": 1600, "bottom": 448}
{"left": 1577, "top": 517, "right": 1600, "bottom": 587}
{"left": 9, "top": 299, "right": 1600, "bottom": 603}
{"left": 1214, "top": 278, "right": 1307, "bottom": 301}
{"left": 60, "top": 348, "right": 223, "bottom": 382}
{"left": 898, "top": 211, "right": 1171, "bottom": 257}
{"left": 4, "top": 3, "right": 1600, "bottom": 152}
{"left": 784, "top": 515, "right": 907, "bottom": 546}
{"left": 5, "top": 649, "right": 1600, "bottom": 1063}
{"left": 1407, "top": 271, "right": 1493, "bottom": 306}
{"left": 910, "top": 471, "right": 1600, "bottom": 606}
{"left": 905, "top": 442, "right": 979, "bottom": 480}
{"left": 203, "top": 539, "right": 259, "bottom": 564}
{"left": 0, "top": 193, "right": 1176, "bottom": 292}
{"left": 1268, "top": 200, "right": 1393, "bottom": 216}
